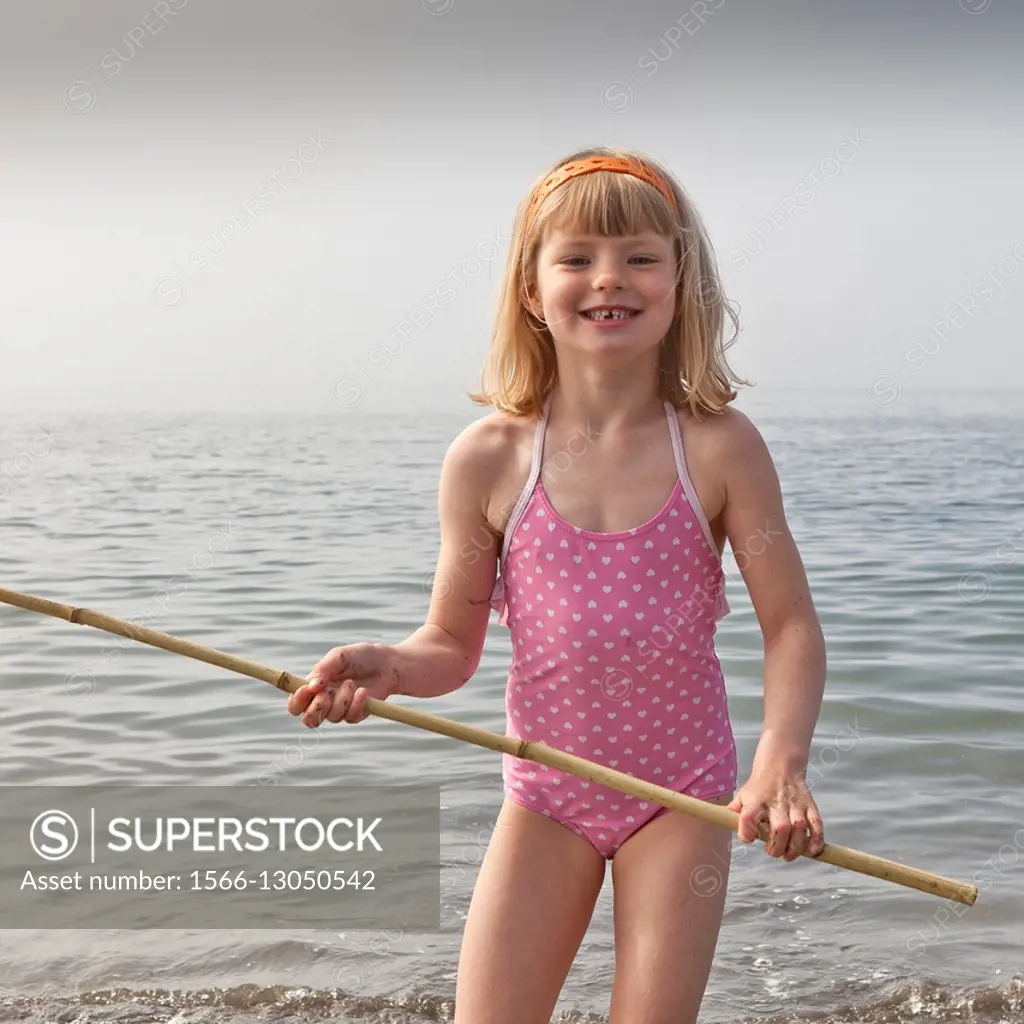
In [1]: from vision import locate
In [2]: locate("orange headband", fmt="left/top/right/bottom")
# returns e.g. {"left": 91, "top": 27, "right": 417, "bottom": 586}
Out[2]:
{"left": 525, "top": 155, "right": 679, "bottom": 229}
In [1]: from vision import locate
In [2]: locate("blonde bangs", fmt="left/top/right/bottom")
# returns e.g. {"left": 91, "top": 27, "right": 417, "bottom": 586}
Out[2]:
{"left": 469, "top": 147, "right": 749, "bottom": 421}
{"left": 534, "top": 167, "right": 679, "bottom": 243}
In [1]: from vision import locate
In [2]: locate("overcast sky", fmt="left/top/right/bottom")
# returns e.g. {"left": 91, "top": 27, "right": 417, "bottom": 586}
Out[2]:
{"left": 1, "top": 0, "right": 1021, "bottom": 414}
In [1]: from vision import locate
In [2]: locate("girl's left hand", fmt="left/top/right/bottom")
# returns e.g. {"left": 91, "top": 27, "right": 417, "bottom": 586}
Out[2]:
{"left": 727, "top": 766, "right": 825, "bottom": 862}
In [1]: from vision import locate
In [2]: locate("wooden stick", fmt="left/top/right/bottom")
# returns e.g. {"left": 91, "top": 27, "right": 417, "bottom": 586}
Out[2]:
{"left": 0, "top": 585, "right": 978, "bottom": 906}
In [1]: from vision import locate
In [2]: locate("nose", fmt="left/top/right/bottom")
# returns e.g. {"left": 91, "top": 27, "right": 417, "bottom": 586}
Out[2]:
{"left": 591, "top": 258, "right": 626, "bottom": 292}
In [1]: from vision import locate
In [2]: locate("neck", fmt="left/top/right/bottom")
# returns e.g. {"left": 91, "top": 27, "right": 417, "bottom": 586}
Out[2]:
{"left": 547, "top": 355, "right": 663, "bottom": 436}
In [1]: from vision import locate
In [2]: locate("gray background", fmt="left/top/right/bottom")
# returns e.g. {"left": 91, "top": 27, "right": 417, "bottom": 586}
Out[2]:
{"left": 1, "top": 0, "right": 1021, "bottom": 413}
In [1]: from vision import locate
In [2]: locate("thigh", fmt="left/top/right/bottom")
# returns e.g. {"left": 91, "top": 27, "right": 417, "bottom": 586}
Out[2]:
{"left": 454, "top": 798, "right": 606, "bottom": 1024}
{"left": 608, "top": 793, "right": 734, "bottom": 1024}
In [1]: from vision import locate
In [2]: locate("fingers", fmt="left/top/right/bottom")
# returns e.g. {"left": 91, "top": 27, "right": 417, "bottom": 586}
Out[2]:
{"left": 782, "top": 810, "right": 809, "bottom": 862}
{"left": 325, "top": 681, "right": 367, "bottom": 724}
{"left": 759, "top": 798, "right": 825, "bottom": 861}
{"left": 805, "top": 804, "right": 826, "bottom": 857}
{"left": 782, "top": 798, "right": 826, "bottom": 861}
{"left": 731, "top": 769, "right": 828, "bottom": 862}
{"left": 291, "top": 679, "right": 374, "bottom": 728}
{"left": 303, "top": 683, "right": 336, "bottom": 729}
{"left": 286, "top": 649, "right": 343, "bottom": 720}
{"left": 347, "top": 686, "right": 372, "bottom": 724}
{"left": 286, "top": 644, "right": 380, "bottom": 727}
{"left": 286, "top": 678, "right": 326, "bottom": 718}
{"left": 736, "top": 799, "right": 768, "bottom": 845}
{"left": 766, "top": 802, "right": 792, "bottom": 858}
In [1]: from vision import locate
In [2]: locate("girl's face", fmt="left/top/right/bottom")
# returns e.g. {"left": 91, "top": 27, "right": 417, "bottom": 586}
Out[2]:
{"left": 529, "top": 226, "right": 679, "bottom": 357}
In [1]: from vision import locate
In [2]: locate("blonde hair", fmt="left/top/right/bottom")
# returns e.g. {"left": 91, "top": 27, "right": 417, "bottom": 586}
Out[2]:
{"left": 469, "top": 146, "right": 748, "bottom": 419}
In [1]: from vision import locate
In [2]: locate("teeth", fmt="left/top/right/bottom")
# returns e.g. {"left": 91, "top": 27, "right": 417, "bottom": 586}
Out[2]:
{"left": 584, "top": 309, "right": 635, "bottom": 320}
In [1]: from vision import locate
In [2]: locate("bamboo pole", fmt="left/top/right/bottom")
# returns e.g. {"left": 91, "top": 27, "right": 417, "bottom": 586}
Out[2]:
{"left": 0, "top": 585, "right": 977, "bottom": 906}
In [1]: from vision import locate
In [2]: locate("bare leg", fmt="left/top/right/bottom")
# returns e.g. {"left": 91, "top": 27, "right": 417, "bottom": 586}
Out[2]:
{"left": 608, "top": 793, "right": 734, "bottom": 1024}
{"left": 454, "top": 798, "right": 606, "bottom": 1024}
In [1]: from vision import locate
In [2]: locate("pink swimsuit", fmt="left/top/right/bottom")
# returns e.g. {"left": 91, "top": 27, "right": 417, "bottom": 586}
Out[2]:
{"left": 489, "top": 394, "right": 737, "bottom": 859}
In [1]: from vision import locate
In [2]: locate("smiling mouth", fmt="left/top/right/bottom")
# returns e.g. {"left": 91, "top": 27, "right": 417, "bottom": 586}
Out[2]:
{"left": 579, "top": 309, "right": 641, "bottom": 321}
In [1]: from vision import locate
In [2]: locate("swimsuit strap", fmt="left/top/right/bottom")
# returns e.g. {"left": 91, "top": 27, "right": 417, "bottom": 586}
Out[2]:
{"left": 664, "top": 399, "right": 720, "bottom": 555}
{"left": 497, "top": 392, "right": 553, "bottom": 567}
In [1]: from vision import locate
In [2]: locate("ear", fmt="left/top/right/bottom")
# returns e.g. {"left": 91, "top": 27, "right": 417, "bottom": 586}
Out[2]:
{"left": 520, "top": 282, "right": 543, "bottom": 321}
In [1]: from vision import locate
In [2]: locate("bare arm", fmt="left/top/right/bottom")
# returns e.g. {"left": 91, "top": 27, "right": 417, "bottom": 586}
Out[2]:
{"left": 389, "top": 418, "right": 503, "bottom": 697}
{"left": 718, "top": 409, "right": 827, "bottom": 859}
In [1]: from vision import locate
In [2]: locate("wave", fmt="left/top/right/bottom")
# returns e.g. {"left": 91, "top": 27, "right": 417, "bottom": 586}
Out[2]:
{"left": 2, "top": 976, "right": 1022, "bottom": 1023}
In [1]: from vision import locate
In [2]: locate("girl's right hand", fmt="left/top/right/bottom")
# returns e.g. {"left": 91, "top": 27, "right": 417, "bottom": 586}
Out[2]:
{"left": 287, "top": 642, "right": 399, "bottom": 728}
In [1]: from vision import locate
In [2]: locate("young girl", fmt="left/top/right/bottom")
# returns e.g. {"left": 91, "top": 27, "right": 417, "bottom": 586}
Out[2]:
{"left": 288, "top": 147, "right": 828, "bottom": 1023}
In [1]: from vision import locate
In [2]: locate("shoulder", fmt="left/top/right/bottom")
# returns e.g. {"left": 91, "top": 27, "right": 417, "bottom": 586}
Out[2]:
{"left": 675, "top": 404, "right": 778, "bottom": 512}
{"left": 440, "top": 408, "right": 536, "bottom": 528}
{"left": 444, "top": 408, "right": 530, "bottom": 473}
{"left": 677, "top": 404, "right": 771, "bottom": 464}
